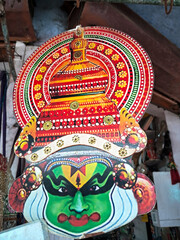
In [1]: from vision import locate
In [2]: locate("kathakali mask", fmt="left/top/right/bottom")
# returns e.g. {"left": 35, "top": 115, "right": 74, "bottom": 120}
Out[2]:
{"left": 9, "top": 26, "right": 156, "bottom": 238}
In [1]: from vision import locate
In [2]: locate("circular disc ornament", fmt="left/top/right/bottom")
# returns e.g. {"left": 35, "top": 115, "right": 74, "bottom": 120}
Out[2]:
{"left": 13, "top": 26, "right": 153, "bottom": 128}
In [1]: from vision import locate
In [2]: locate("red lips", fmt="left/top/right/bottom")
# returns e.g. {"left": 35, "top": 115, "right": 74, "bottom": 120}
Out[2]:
{"left": 58, "top": 212, "right": 100, "bottom": 227}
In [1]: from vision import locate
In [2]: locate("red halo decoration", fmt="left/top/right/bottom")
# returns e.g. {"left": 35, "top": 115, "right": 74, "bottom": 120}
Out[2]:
{"left": 13, "top": 26, "right": 153, "bottom": 128}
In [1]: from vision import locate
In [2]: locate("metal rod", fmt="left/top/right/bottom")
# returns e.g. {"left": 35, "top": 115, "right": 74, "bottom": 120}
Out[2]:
{"left": 76, "top": 0, "right": 180, "bottom": 6}
{"left": 0, "top": 0, "right": 17, "bottom": 81}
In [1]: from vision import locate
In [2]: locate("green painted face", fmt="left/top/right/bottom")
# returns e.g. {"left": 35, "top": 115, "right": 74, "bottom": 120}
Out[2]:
{"left": 43, "top": 163, "right": 114, "bottom": 233}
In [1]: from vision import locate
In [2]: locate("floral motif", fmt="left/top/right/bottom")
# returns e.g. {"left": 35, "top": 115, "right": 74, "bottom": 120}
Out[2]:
{"left": 118, "top": 148, "right": 127, "bottom": 157}
{"left": 45, "top": 59, "right": 52, "bottom": 65}
{"left": 88, "top": 137, "right": 96, "bottom": 145}
{"left": 116, "top": 62, "right": 125, "bottom": 69}
{"left": 44, "top": 146, "right": 51, "bottom": 154}
{"left": 105, "top": 48, "right": 113, "bottom": 55}
{"left": 118, "top": 71, "right": 127, "bottom": 78}
{"left": 34, "top": 84, "right": 41, "bottom": 91}
{"left": 118, "top": 80, "right": 127, "bottom": 88}
{"left": 88, "top": 43, "right": 96, "bottom": 49}
{"left": 103, "top": 142, "right": 111, "bottom": 151}
{"left": 53, "top": 52, "right": 60, "bottom": 59}
{"left": 112, "top": 99, "right": 118, "bottom": 105}
{"left": 115, "top": 90, "right": 124, "bottom": 98}
{"left": 40, "top": 66, "right": 47, "bottom": 73}
{"left": 35, "top": 93, "right": 42, "bottom": 100}
{"left": 31, "top": 153, "right": 38, "bottom": 161}
{"left": 111, "top": 54, "right": 119, "bottom": 61}
{"left": 72, "top": 135, "right": 80, "bottom": 143}
{"left": 37, "top": 101, "right": 45, "bottom": 108}
{"left": 97, "top": 45, "right": 104, "bottom": 51}
{"left": 61, "top": 48, "right": 68, "bottom": 54}
{"left": 57, "top": 140, "right": 64, "bottom": 148}
{"left": 35, "top": 74, "right": 43, "bottom": 81}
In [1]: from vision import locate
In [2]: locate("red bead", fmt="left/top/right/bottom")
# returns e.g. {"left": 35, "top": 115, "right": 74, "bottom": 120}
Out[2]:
{"left": 55, "top": 121, "right": 60, "bottom": 127}
{"left": 103, "top": 107, "right": 108, "bottom": 112}
{"left": 90, "top": 107, "right": 95, "bottom": 113}
{"left": 62, "top": 121, "right": 67, "bottom": 126}
{"left": 69, "top": 120, "right": 74, "bottom": 126}
{"left": 49, "top": 111, "right": 54, "bottom": 116}
{"left": 82, "top": 108, "right": 88, "bottom": 114}
{"left": 56, "top": 111, "right": 61, "bottom": 116}
{"left": 62, "top": 86, "right": 66, "bottom": 90}
{"left": 62, "top": 110, "right": 67, "bottom": 116}
{"left": 76, "top": 120, "right": 81, "bottom": 126}
{"left": 75, "top": 109, "right": 81, "bottom": 115}
{"left": 98, "top": 118, "right": 103, "bottom": 124}
{"left": 68, "top": 110, "right": 74, "bottom": 116}
{"left": 83, "top": 119, "right": 89, "bottom": 125}
{"left": 97, "top": 106, "right": 102, "bottom": 112}
{"left": 90, "top": 118, "right": 96, "bottom": 124}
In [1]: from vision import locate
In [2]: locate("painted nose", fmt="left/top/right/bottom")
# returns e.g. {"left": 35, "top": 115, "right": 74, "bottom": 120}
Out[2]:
{"left": 69, "top": 191, "right": 89, "bottom": 213}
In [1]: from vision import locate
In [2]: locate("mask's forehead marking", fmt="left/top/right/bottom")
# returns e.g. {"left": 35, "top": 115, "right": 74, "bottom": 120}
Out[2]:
{"left": 70, "top": 165, "right": 86, "bottom": 177}
{"left": 45, "top": 156, "right": 113, "bottom": 172}
{"left": 62, "top": 163, "right": 97, "bottom": 189}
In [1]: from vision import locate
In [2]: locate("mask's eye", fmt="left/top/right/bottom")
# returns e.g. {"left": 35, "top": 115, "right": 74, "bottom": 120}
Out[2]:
{"left": 58, "top": 187, "right": 68, "bottom": 193}
{"left": 90, "top": 185, "right": 100, "bottom": 192}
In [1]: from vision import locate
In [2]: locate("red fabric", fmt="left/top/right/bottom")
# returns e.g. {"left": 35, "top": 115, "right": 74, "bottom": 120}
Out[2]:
{"left": 169, "top": 152, "right": 180, "bottom": 185}
{"left": 170, "top": 168, "right": 180, "bottom": 185}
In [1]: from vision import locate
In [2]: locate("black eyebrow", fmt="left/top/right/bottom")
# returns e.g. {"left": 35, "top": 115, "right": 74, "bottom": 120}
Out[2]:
{"left": 86, "top": 168, "right": 112, "bottom": 184}
{"left": 43, "top": 171, "right": 77, "bottom": 197}
{"left": 81, "top": 168, "right": 114, "bottom": 196}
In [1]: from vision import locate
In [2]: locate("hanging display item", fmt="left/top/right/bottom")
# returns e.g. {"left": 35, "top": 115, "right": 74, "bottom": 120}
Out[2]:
{"left": 9, "top": 26, "right": 156, "bottom": 238}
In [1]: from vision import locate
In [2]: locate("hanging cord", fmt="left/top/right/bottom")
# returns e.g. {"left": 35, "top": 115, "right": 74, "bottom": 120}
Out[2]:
{"left": 164, "top": 0, "right": 174, "bottom": 14}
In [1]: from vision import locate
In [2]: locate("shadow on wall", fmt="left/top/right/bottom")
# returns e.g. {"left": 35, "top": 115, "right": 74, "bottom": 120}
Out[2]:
{"left": 32, "top": 0, "right": 68, "bottom": 46}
